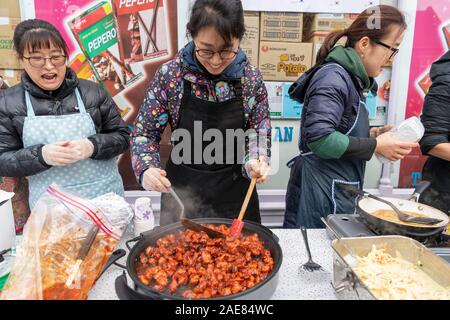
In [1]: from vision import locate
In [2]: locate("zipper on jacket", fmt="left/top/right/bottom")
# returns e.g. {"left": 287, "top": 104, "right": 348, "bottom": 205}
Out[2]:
{"left": 52, "top": 100, "right": 61, "bottom": 114}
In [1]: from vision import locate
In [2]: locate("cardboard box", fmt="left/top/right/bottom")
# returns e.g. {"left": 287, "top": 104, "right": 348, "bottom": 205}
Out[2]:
{"left": 261, "top": 12, "right": 303, "bottom": 42}
{"left": 307, "top": 31, "right": 347, "bottom": 63}
{"left": 259, "top": 41, "right": 312, "bottom": 81}
{"left": 304, "top": 13, "right": 357, "bottom": 39}
{"left": 0, "top": 18, "right": 21, "bottom": 69}
{"left": 0, "top": 0, "right": 21, "bottom": 19}
{"left": 241, "top": 13, "right": 260, "bottom": 67}
{"left": 0, "top": 68, "right": 21, "bottom": 87}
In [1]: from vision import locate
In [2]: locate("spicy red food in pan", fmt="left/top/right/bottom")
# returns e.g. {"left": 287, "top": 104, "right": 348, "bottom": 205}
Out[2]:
{"left": 135, "top": 224, "right": 274, "bottom": 298}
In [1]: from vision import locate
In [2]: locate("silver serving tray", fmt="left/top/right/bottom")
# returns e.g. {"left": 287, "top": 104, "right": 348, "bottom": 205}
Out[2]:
{"left": 331, "top": 235, "right": 450, "bottom": 300}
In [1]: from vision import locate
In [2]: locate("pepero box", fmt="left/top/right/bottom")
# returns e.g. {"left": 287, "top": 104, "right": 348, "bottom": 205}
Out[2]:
{"left": 68, "top": 1, "right": 143, "bottom": 98}
{"left": 112, "top": 0, "right": 170, "bottom": 65}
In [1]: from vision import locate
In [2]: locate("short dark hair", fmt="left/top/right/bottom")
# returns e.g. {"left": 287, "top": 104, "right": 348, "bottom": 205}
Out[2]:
{"left": 186, "top": 0, "right": 246, "bottom": 46}
{"left": 13, "top": 19, "right": 68, "bottom": 59}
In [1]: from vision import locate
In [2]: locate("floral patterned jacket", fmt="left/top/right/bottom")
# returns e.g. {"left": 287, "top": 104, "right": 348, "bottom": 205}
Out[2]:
{"left": 131, "top": 42, "right": 271, "bottom": 182}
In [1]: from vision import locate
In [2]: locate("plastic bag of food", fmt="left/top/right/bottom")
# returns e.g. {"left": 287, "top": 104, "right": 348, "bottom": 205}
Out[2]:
{"left": 0, "top": 184, "right": 132, "bottom": 300}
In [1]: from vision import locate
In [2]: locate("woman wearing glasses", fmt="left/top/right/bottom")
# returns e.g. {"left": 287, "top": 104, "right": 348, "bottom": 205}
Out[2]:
{"left": 284, "top": 5, "right": 418, "bottom": 228}
{"left": 131, "top": 0, "right": 270, "bottom": 225}
{"left": 0, "top": 19, "right": 129, "bottom": 209}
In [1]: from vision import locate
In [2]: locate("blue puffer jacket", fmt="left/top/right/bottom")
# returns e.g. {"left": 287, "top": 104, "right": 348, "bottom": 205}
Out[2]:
{"left": 289, "top": 62, "right": 376, "bottom": 153}
{"left": 283, "top": 62, "right": 377, "bottom": 228}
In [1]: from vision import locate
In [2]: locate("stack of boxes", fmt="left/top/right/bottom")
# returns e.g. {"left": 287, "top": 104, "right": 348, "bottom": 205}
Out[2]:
{"left": 240, "top": 11, "right": 312, "bottom": 118}
{"left": 240, "top": 10, "right": 391, "bottom": 125}
{"left": 258, "top": 12, "right": 312, "bottom": 83}
{"left": 0, "top": 0, "right": 22, "bottom": 87}
{"left": 303, "top": 13, "right": 357, "bottom": 63}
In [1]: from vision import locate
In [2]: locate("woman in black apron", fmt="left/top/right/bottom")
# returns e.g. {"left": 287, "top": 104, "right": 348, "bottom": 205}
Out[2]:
{"left": 284, "top": 5, "right": 418, "bottom": 228}
{"left": 131, "top": 0, "right": 271, "bottom": 225}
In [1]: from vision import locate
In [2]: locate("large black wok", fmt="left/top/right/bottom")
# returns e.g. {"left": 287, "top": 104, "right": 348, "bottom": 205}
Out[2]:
{"left": 101, "top": 218, "right": 283, "bottom": 300}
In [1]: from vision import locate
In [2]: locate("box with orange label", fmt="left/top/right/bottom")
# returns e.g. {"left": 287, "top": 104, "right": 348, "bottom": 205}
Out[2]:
{"left": 259, "top": 41, "right": 312, "bottom": 81}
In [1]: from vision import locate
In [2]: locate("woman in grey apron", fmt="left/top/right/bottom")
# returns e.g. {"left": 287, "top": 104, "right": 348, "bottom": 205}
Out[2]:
{"left": 0, "top": 19, "right": 129, "bottom": 210}
{"left": 131, "top": 0, "right": 271, "bottom": 225}
{"left": 285, "top": 5, "right": 418, "bottom": 228}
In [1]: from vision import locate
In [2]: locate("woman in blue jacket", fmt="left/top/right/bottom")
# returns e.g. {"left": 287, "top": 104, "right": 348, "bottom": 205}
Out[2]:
{"left": 284, "top": 5, "right": 418, "bottom": 228}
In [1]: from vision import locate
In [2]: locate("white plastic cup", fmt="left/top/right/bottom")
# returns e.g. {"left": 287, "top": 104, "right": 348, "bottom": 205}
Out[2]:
{"left": 134, "top": 197, "right": 153, "bottom": 220}
{"left": 133, "top": 219, "right": 155, "bottom": 237}
{"left": 133, "top": 197, "right": 154, "bottom": 236}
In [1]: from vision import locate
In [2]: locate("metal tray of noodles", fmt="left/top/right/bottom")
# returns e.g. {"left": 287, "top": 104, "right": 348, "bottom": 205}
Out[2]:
{"left": 331, "top": 236, "right": 450, "bottom": 300}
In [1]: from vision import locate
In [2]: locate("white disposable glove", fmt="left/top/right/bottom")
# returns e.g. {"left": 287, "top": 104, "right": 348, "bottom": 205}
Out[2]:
{"left": 41, "top": 141, "right": 79, "bottom": 166}
{"left": 244, "top": 158, "right": 271, "bottom": 184}
{"left": 66, "top": 139, "right": 95, "bottom": 161}
{"left": 142, "top": 168, "right": 171, "bottom": 193}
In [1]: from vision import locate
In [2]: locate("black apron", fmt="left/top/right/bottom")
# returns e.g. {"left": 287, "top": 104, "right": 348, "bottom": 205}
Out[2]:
{"left": 296, "top": 96, "right": 370, "bottom": 228}
{"left": 160, "top": 80, "right": 260, "bottom": 225}
{"left": 420, "top": 157, "right": 450, "bottom": 215}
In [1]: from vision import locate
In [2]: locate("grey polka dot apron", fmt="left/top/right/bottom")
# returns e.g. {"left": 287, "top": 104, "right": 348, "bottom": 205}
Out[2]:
{"left": 22, "top": 88, "right": 124, "bottom": 209}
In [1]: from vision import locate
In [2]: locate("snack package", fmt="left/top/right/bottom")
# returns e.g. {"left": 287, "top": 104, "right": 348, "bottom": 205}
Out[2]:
{"left": 68, "top": 54, "right": 98, "bottom": 84}
{"left": 112, "top": 0, "right": 169, "bottom": 64}
{"left": 0, "top": 184, "right": 133, "bottom": 300}
{"left": 68, "top": 1, "right": 142, "bottom": 97}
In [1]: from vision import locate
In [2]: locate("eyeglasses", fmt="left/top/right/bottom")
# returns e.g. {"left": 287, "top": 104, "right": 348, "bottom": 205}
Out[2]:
{"left": 23, "top": 55, "right": 66, "bottom": 68}
{"left": 372, "top": 40, "right": 399, "bottom": 60}
{"left": 195, "top": 46, "right": 238, "bottom": 60}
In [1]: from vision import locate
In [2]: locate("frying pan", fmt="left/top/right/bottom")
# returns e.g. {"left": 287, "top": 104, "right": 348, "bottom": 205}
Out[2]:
{"left": 339, "top": 182, "right": 449, "bottom": 240}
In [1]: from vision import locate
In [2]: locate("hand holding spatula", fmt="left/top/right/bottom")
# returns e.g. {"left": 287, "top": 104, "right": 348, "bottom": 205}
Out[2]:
{"left": 229, "top": 177, "right": 257, "bottom": 238}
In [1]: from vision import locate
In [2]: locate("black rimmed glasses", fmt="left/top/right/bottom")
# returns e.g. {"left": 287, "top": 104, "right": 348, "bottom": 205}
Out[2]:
{"left": 22, "top": 55, "right": 66, "bottom": 68}
{"left": 195, "top": 46, "right": 238, "bottom": 60}
{"left": 372, "top": 40, "right": 399, "bottom": 60}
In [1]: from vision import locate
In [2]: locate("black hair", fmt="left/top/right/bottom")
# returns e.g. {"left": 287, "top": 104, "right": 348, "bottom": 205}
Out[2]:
{"left": 186, "top": 0, "right": 245, "bottom": 46}
{"left": 13, "top": 19, "right": 69, "bottom": 59}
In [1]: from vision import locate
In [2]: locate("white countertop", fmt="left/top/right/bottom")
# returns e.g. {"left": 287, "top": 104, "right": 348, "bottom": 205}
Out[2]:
{"left": 88, "top": 228, "right": 337, "bottom": 300}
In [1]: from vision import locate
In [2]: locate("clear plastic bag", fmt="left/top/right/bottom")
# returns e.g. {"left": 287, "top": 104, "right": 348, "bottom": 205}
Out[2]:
{"left": 0, "top": 184, "right": 132, "bottom": 300}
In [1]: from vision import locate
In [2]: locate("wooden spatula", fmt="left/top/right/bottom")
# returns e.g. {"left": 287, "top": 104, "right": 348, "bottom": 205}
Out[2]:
{"left": 229, "top": 177, "right": 257, "bottom": 238}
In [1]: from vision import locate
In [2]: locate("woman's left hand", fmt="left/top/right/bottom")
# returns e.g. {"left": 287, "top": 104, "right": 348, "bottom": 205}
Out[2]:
{"left": 67, "top": 139, "right": 94, "bottom": 161}
{"left": 245, "top": 158, "right": 271, "bottom": 184}
{"left": 370, "top": 125, "right": 394, "bottom": 138}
